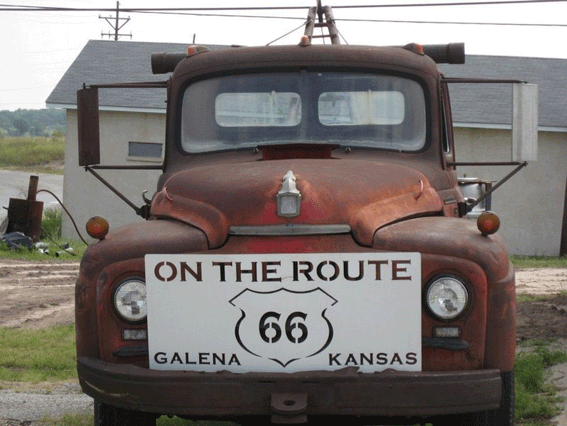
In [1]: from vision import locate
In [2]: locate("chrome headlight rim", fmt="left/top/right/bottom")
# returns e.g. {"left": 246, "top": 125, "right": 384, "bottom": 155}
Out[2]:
{"left": 425, "top": 274, "right": 470, "bottom": 321}
{"left": 112, "top": 277, "right": 148, "bottom": 324}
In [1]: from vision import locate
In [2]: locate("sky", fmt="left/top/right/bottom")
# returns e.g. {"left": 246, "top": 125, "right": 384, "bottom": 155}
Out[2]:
{"left": 1, "top": 0, "right": 567, "bottom": 111}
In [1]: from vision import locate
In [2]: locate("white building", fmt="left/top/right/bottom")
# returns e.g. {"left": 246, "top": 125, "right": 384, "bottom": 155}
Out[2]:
{"left": 47, "top": 40, "right": 567, "bottom": 256}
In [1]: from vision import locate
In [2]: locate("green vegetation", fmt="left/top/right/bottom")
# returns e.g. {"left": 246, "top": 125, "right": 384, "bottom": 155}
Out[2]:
{"left": 42, "top": 208, "right": 63, "bottom": 240}
{"left": 516, "top": 293, "right": 556, "bottom": 303}
{"left": 0, "top": 135, "right": 64, "bottom": 172}
{"left": 0, "top": 240, "right": 86, "bottom": 260}
{"left": 0, "top": 109, "right": 65, "bottom": 138}
{"left": 40, "top": 413, "right": 92, "bottom": 426}
{"left": 515, "top": 342, "right": 567, "bottom": 423}
{"left": 511, "top": 255, "right": 567, "bottom": 269}
{"left": 0, "top": 325, "right": 76, "bottom": 382}
{"left": 0, "top": 207, "right": 87, "bottom": 260}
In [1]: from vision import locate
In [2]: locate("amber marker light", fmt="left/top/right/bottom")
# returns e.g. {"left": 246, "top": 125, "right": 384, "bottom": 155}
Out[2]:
{"left": 299, "top": 35, "right": 311, "bottom": 47}
{"left": 477, "top": 211, "right": 500, "bottom": 236}
{"left": 86, "top": 216, "right": 109, "bottom": 240}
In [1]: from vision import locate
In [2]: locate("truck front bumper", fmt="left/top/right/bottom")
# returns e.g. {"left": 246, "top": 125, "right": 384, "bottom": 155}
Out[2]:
{"left": 78, "top": 356, "right": 501, "bottom": 419}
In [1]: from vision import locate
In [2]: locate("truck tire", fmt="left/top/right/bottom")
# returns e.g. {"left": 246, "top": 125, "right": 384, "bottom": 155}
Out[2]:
{"left": 476, "top": 371, "right": 515, "bottom": 426}
{"left": 94, "top": 401, "right": 157, "bottom": 426}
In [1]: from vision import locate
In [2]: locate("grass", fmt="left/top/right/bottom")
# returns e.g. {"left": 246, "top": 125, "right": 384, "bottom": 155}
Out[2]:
{"left": 511, "top": 255, "right": 567, "bottom": 269}
{"left": 42, "top": 207, "right": 62, "bottom": 240}
{"left": 515, "top": 342, "right": 567, "bottom": 422}
{"left": 40, "top": 413, "right": 92, "bottom": 426}
{"left": 0, "top": 324, "right": 76, "bottom": 383}
{"left": 0, "top": 136, "right": 64, "bottom": 173}
{"left": 0, "top": 240, "right": 86, "bottom": 260}
{"left": 0, "top": 207, "right": 88, "bottom": 260}
{"left": 516, "top": 293, "right": 557, "bottom": 303}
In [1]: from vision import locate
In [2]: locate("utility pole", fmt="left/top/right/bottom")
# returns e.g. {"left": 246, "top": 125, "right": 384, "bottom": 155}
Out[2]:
{"left": 304, "top": 0, "right": 340, "bottom": 45}
{"left": 100, "top": 1, "right": 132, "bottom": 41}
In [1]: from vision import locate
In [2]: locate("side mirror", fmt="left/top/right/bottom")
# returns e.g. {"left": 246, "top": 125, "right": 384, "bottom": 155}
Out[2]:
{"left": 77, "top": 87, "right": 101, "bottom": 166}
{"left": 512, "top": 83, "right": 538, "bottom": 162}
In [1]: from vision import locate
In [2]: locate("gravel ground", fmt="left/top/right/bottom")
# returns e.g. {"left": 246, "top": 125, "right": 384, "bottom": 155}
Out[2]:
{"left": 0, "top": 382, "right": 92, "bottom": 425}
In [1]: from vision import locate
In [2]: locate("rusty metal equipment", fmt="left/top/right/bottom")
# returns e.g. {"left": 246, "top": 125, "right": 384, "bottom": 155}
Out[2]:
{"left": 6, "top": 175, "right": 44, "bottom": 242}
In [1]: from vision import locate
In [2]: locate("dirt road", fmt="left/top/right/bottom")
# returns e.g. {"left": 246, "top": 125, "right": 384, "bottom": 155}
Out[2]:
{"left": 0, "top": 260, "right": 78, "bottom": 329}
{"left": 0, "top": 260, "right": 566, "bottom": 425}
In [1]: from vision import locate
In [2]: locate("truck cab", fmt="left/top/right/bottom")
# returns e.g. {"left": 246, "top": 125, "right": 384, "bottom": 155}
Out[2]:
{"left": 75, "top": 39, "right": 526, "bottom": 426}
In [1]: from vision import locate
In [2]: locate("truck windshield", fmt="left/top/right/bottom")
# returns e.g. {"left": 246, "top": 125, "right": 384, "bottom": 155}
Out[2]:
{"left": 181, "top": 72, "right": 426, "bottom": 153}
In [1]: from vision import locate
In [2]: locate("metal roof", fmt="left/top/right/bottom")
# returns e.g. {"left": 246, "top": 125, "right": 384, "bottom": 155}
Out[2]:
{"left": 440, "top": 55, "right": 567, "bottom": 130}
{"left": 47, "top": 40, "right": 567, "bottom": 129}
{"left": 46, "top": 40, "right": 226, "bottom": 113}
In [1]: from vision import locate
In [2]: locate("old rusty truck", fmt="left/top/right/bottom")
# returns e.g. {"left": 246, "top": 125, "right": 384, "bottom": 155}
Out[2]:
{"left": 74, "top": 7, "right": 538, "bottom": 426}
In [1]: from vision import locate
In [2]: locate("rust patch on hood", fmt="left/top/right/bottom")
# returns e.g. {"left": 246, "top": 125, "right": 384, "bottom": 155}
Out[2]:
{"left": 151, "top": 159, "right": 443, "bottom": 248}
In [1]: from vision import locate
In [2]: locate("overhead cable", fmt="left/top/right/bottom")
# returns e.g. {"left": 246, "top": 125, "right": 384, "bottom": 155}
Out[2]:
{"left": 0, "top": 0, "right": 566, "bottom": 12}
{"left": 337, "top": 17, "right": 567, "bottom": 27}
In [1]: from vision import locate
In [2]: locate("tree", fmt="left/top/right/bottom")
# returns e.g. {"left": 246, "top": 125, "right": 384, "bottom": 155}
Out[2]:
{"left": 12, "top": 118, "right": 30, "bottom": 136}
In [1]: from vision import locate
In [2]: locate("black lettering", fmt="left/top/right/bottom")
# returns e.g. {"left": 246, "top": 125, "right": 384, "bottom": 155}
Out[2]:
{"left": 228, "top": 354, "right": 241, "bottom": 365}
{"left": 213, "top": 353, "right": 226, "bottom": 365}
{"left": 180, "top": 261, "right": 202, "bottom": 282}
{"left": 154, "top": 261, "right": 177, "bottom": 282}
{"left": 392, "top": 260, "right": 412, "bottom": 281}
{"left": 185, "top": 353, "right": 196, "bottom": 365}
{"left": 329, "top": 353, "right": 341, "bottom": 366}
{"left": 316, "top": 261, "right": 340, "bottom": 281}
{"left": 345, "top": 353, "right": 358, "bottom": 366}
{"left": 376, "top": 352, "right": 388, "bottom": 365}
{"left": 406, "top": 352, "right": 418, "bottom": 365}
{"left": 235, "top": 262, "right": 257, "bottom": 282}
{"left": 170, "top": 352, "right": 182, "bottom": 364}
{"left": 293, "top": 261, "right": 314, "bottom": 281}
{"left": 368, "top": 260, "right": 388, "bottom": 281}
{"left": 212, "top": 261, "right": 232, "bottom": 282}
{"left": 344, "top": 260, "right": 364, "bottom": 281}
{"left": 360, "top": 353, "right": 373, "bottom": 365}
{"left": 262, "top": 261, "right": 282, "bottom": 282}
{"left": 390, "top": 353, "right": 403, "bottom": 365}
{"left": 199, "top": 353, "right": 210, "bottom": 364}
{"left": 154, "top": 352, "right": 167, "bottom": 364}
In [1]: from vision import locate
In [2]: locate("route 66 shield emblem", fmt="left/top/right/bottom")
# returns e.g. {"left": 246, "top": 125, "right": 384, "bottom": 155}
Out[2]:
{"left": 230, "top": 288, "right": 338, "bottom": 368}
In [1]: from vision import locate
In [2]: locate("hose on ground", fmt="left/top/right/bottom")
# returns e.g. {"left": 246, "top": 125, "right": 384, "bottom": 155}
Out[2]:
{"left": 37, "top": 189, "right": 89, "bottom": 245}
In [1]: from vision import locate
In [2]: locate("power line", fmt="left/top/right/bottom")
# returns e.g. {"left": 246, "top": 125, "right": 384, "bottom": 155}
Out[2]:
{"left": 134, "top": 10, "right": 305, "bottom": 20}
{"left": 0, "top": 1, "right": 566, "bottom": 12}
{"left": 133, "top": 10, "right": 567, "bottom": 28}
{"left": 0, "top": 2, "right": 566, "bottom": 32}
{"left": 337, "top": 17, "right": 567, "bottom": 27}
{"left": 332, "top": 0, "right": 567, "bottom": 8}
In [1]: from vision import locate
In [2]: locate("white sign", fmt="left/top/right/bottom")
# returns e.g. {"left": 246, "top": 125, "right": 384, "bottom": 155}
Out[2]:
{"left": 145, "top": 252, "right": 421, "bottom": 373}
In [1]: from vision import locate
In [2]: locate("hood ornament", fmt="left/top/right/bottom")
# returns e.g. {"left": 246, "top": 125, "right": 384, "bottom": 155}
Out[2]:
{"left": 277, "top": 170, "right": 302, "bottom": 217}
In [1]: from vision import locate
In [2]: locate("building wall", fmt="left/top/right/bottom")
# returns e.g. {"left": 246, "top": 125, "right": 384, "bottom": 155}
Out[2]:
{"left": 454, "top": 127, "right": 567, "bottom": 256}
{"left": 63, "top": 110, "right": 567, "bottom": 256}
{"left": 62, "top": 110, "right": 165, "bottom": 241}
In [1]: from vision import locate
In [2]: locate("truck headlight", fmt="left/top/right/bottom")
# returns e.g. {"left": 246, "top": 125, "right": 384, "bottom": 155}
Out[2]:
{"left": 426, "top": 275, "right": 469, "bottom": 320}
{"left": 113, "top": 279, "right": 147, "bottom": 323}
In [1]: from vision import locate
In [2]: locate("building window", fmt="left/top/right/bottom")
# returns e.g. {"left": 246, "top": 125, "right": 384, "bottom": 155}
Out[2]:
{"left": 127, "top": 141, "right": 163, "bottom": 162}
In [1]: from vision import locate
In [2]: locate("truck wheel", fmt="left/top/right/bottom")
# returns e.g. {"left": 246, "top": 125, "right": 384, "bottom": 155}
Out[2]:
{"left": 94, "top": 401, "right": 157, "bottom": 426}
{"left": 477, "top": 371, "right": 515, "bottom": 426}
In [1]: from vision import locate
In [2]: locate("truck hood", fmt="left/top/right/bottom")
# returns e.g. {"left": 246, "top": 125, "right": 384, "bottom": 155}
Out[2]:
{"left": 151, "top": 159, "right": 443, "bottom": 248}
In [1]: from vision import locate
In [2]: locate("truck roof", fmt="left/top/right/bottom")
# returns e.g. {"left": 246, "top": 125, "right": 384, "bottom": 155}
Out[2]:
{"left": 170, "top": 44, "right": 442, "bottom": 82}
